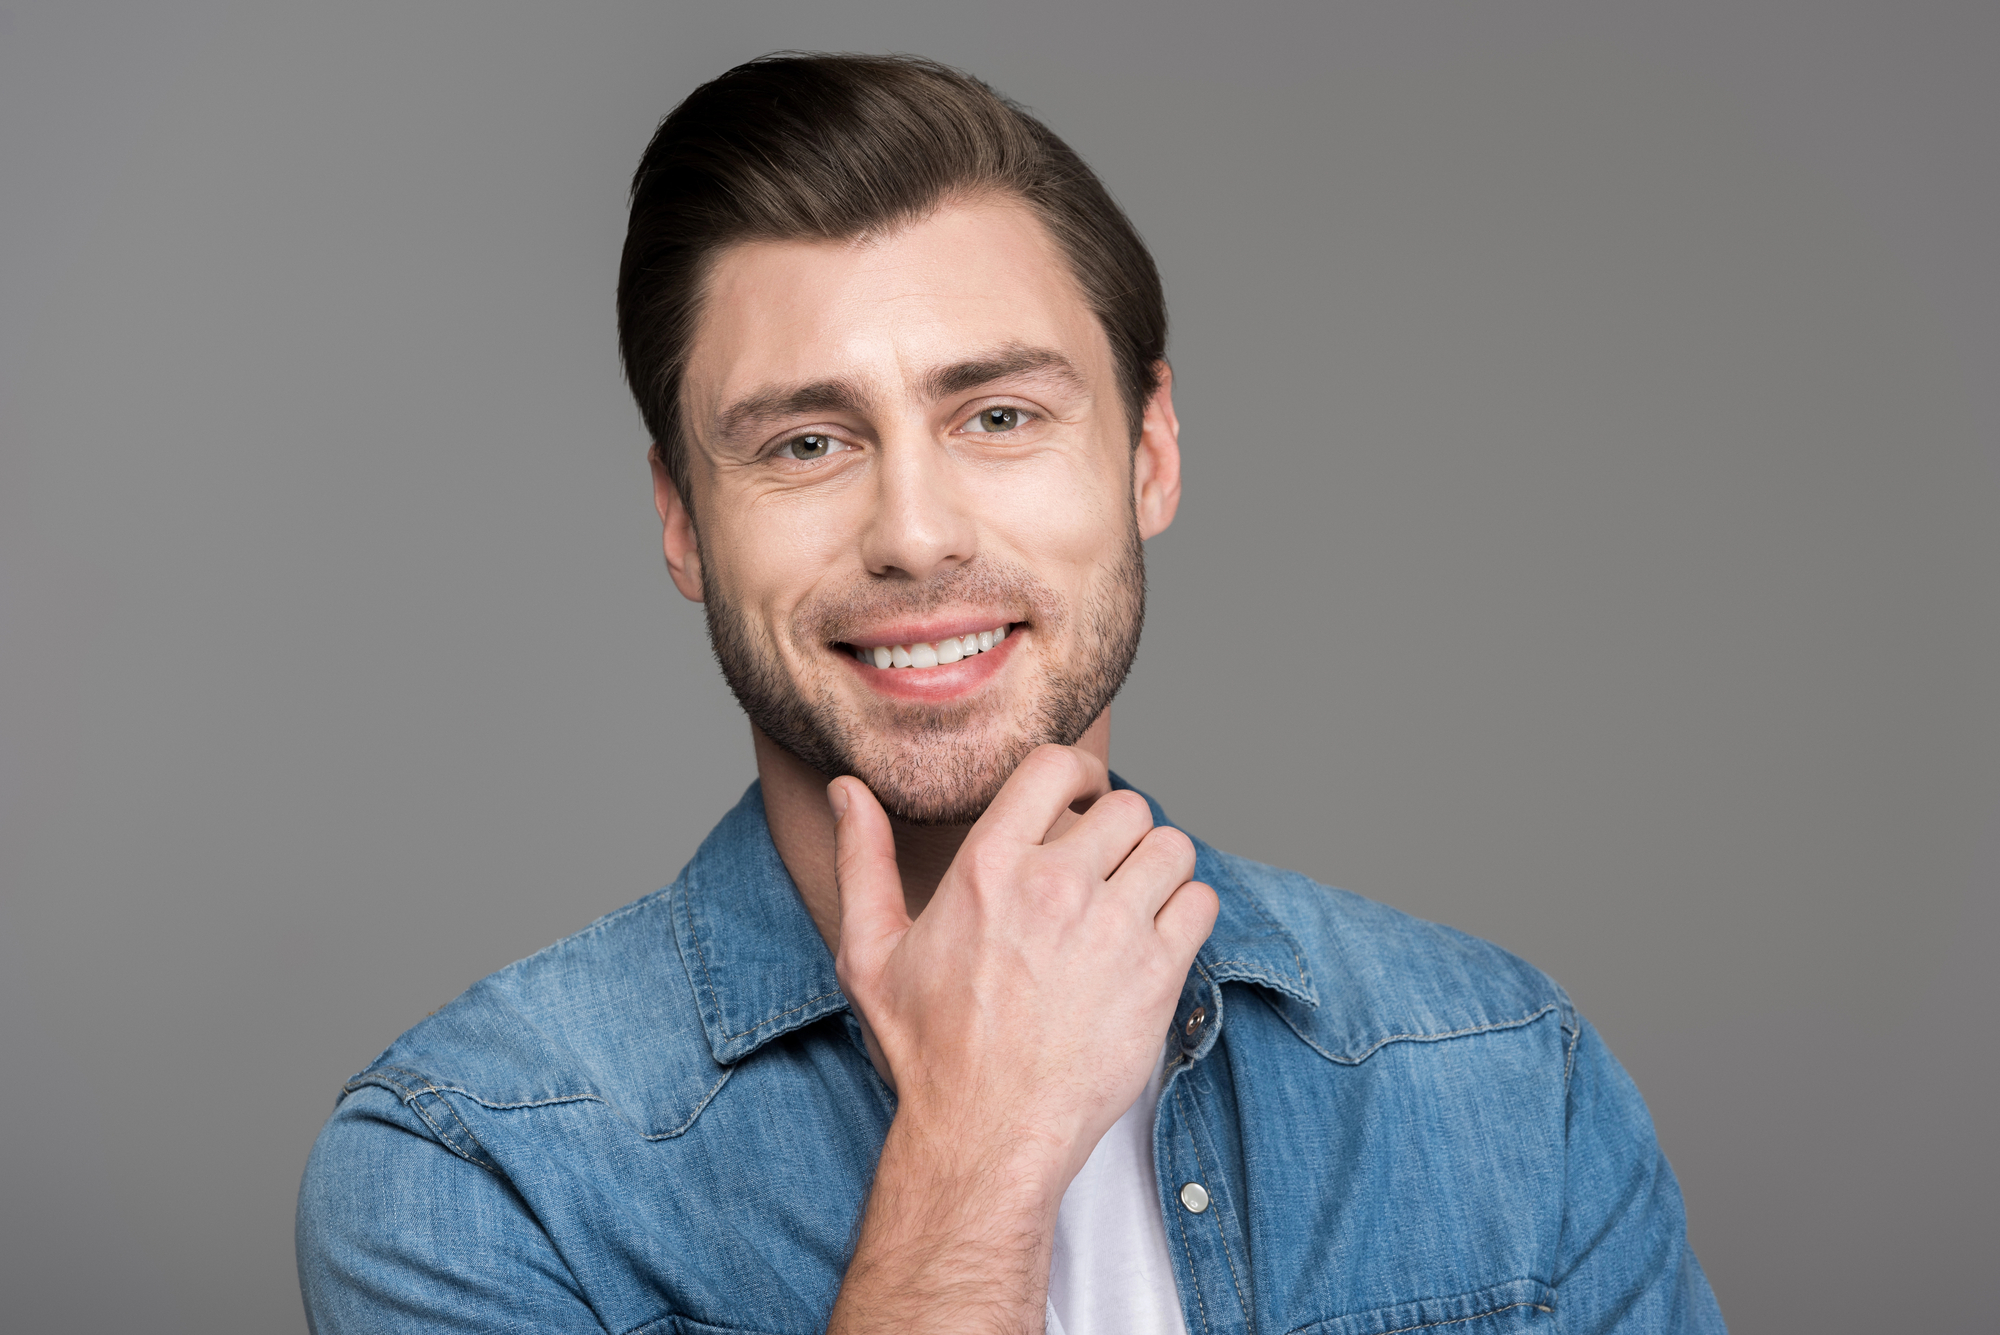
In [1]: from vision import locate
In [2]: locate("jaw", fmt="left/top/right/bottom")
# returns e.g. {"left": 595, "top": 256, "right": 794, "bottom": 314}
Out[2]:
{"left": 717, "top": 534, "right": 1143, "bottom": 825}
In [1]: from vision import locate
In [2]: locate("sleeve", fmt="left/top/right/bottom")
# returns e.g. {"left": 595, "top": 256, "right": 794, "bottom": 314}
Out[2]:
{"left": 296, "top": 1081, "right": 608, "bottom": 1335}
{"left": 1552, "top": 1016, "right": 1728, "bottom": 1334}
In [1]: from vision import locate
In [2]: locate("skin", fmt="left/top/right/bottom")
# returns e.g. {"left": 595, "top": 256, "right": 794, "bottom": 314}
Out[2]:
{"left": 654, "top": 195, "right": 1219, "bottom": 1334}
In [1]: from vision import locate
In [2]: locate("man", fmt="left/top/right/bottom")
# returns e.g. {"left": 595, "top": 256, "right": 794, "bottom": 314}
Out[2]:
{"left": 298, "top": 53, "right": 1724, "bottom": 1335}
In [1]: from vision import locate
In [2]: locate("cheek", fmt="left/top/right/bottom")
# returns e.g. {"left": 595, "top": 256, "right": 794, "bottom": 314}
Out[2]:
{"left": 981, "top": 452, "right": 1130, "bottom": 570}
{"left": 708, "top": 493, "right": 865, "bottom": 632}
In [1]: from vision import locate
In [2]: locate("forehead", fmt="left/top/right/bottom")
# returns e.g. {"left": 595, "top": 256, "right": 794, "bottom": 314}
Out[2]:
{"left": 683, "top": 197, "right": 1111, "bottom": 423}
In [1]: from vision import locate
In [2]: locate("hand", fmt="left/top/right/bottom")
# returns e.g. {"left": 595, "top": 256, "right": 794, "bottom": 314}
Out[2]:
{"left": 829, "top": 744, "right": 1218, "bottom": 1200}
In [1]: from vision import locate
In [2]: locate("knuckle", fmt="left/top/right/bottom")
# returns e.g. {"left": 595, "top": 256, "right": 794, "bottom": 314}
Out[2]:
{"left": 1028, "top": 743, "right": 1083, "bottom": 781}
{"left": 1150, "top": 824, "right": 1196, "bottom": 863}
{"left": 1102, "top": 789, "right": 1152, "bottom": 822}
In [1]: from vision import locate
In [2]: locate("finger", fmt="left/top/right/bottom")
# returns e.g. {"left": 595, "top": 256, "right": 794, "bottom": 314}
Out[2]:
{"left": 1105, "top": 824, "right": 1199, "bottom": 915}
{"left": 1153, "top": 879, "right": 1219, "bottom": 965}
{"left": 1050, "top": 788, "right": 1159, "bottom": 880}
{"left": 829, "top": 778, "right": 911, "bottom": 981}
{"left": 974, "top": 744, "right": 1111, "bottom": 845}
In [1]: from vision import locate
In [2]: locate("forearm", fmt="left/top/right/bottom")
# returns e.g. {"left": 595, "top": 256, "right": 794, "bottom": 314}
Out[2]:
{"left": 827, "top": 1112, "right": 1065, "bottom": 1335}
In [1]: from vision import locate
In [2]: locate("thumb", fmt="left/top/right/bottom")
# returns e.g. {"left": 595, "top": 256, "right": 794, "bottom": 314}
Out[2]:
{"left": 828, "top": 777, "right": 910, "bottom": 984}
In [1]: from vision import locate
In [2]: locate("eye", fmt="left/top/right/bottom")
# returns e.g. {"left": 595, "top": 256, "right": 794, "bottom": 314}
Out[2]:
{"left": 964, "top": 406, "right": 1032, "bottom": 434}
{"left": 777, "top": 433, "right": 846, "bottom": 461}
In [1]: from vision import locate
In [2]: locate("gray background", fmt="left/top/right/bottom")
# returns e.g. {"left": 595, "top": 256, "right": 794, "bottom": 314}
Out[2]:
{"left": 2, "top": 1, "right": 1992, "bottom": 1330}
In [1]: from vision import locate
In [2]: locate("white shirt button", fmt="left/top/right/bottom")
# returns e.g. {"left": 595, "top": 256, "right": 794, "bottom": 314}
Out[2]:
{"left": 1178, "top": 1181, "right": 1210, "bottom": 1213}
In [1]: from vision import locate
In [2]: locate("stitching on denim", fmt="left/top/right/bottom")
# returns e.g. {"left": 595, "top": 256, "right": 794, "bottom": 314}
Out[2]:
{"left": 390, "top": 1088, "right": 495, "bottom": 1173}
{"left": 1200, "top": 850, "right": 1316, "bottom": 995}
{"left": 1174, "top": 1081, "right": 1251, "bottom": 1325}
{"left": 680, "top": 882, "right": 732, "bottom": 1039}
{"left": 1367, "top": 1298, "right": 1553, "bottom": 1335}
{"left": 1171, "top": 1191, "right": 1214, "bottom": 1335}
{"left": 681, "top": 879, "right": 844, "bottom": 1044}
{"left": 357, "top": 1059, "right": 724, "bottom": 1142}
{"left": 348, "top": 1065, "right": 607, "bottom": 1114}
{"left": 1203, "top": 959, "right": 1310, "bottom": 998}
{"left": 356, "top": 1066, "right": 492, "bottom": 1170}
{"left": 720, "top": 990, "right": 845, "bottom": 1041}
{"left": 1560, "top": 1011, "right": 1576, "bottom": 1095}
{"left": 1222, "top": 870, "right": 1315, "bottom": 990}
{"left": 638, "top": 1065, "right": 735, "bottom": 1140}
{"left": 423, "top": 1091, "right": 495, "bottom": 1171}
{"left": 1276, "top": 1002, "right": 1563, "bottom": 1066}
{"left": 448, "top": 1092, "right": 606, "bottom": 1112}
{"left": 349, "top": 1066, "right": 425, "bottom": 1099}
{"left": 1283, "top": 1292, "right": 1553, "bottom": 1335}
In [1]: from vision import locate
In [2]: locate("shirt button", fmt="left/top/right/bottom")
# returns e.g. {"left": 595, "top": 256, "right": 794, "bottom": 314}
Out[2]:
{"left": 1183, "top": 1006, "right": 1206, "bottom": 1041}
{"left": 1179, "top": 1181, "right": 1211, "bottom": 1213}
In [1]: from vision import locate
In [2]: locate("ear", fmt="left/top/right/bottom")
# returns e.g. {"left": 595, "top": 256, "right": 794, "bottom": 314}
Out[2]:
{"left": 650, "top": 446, "right": 705, "bottom": 603}
{"left": 1132, "top": 361, "right": 1182, "bottom": 541}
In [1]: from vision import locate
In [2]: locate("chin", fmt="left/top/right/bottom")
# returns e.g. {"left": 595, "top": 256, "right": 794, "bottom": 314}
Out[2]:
{"left": 842, "top": 723, "right": 1038, "bottom": 827}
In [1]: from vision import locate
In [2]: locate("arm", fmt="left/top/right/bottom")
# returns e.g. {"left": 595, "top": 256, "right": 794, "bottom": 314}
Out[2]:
{"left": 297, "top": 1082, "right": 604, "bottom": 1334}
{"left": 1554, "top": 1017, "right": 1728, "bottom": 1334}
{"left": 825, "top": 746, "right": 1216, "bottom": 1334}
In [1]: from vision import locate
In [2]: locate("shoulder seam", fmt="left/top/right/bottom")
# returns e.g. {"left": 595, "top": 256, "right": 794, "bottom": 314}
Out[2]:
{"left": 1269, "top": 1000, "right": 1566, "bottom": 1066}
{"left": 347, "top": 1064, "right": 610, "bottom": 1114}
{"left": 345, "top": 1065, "right": 500, "bottom": 1172}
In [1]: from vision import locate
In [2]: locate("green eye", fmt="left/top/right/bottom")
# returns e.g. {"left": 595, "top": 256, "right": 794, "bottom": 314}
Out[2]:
{"left": 968, "top": 407, "right": 1026, "bottom": 433}
{"left": 782, "top": 434, "right": 835, "bottom": 460}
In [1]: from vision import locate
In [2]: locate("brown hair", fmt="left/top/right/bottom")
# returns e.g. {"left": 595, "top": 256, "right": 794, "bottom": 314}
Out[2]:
{"left": 617, "top": 52, "right": 1167, "bottom": 500}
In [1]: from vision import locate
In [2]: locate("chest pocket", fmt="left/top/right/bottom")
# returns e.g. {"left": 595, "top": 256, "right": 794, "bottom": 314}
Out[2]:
{"left": 1295, "top": 1278, "right": 1556, "bottom": 1335}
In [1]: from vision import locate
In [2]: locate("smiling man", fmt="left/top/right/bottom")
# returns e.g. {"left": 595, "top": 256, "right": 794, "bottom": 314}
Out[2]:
{"left": 298, "top": 55, "right": 1725, "bottom": 1335}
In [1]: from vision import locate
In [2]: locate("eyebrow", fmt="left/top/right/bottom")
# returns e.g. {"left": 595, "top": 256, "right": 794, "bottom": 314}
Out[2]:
{"left": 708, "top": 345, "right": 1088, "bottom": 447}
{"left": 713, "top": 380, "right": 868, "bottom": 445}
{"left": 920, "top": 345, "right": 1088, "bottom": 401}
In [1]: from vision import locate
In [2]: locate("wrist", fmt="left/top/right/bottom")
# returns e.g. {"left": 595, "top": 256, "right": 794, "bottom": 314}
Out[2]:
{"left": 879, "top": 1102, "right": 1073, "bottom": 1227}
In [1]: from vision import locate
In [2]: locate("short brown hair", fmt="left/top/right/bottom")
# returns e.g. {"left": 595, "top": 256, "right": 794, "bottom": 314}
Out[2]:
{"left": 617, "top": 52, "right": 1168, "bottom": 499}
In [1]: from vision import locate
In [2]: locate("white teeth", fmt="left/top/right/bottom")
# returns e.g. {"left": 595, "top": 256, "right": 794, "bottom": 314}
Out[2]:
{"left": 854, "top": 625, "right": 1013, "bottom": 670}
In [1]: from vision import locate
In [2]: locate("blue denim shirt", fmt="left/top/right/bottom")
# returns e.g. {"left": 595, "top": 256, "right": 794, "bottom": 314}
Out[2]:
{"left": 298, "top": 781, "right": 1723, "bottom": 1334}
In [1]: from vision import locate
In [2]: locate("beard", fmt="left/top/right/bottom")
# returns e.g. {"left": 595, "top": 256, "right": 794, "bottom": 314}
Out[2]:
{"left": 701, "top": 520, "right": 1146, "bottom": 826}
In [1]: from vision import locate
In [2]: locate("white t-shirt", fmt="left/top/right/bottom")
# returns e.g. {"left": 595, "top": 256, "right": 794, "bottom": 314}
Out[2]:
{"left": 1044, "top": 1053, "right": 1191, "bottom": 1335}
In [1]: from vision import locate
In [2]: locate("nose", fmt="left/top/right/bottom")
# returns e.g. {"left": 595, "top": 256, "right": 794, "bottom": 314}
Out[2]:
{"left": 858, "top": 425, "right": 977, "bottom": 582}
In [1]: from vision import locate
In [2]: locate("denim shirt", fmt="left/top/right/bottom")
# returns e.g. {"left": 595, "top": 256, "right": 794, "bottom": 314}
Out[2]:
{"left": 298, "top": 781, "right": 1724, "bottom": 1335}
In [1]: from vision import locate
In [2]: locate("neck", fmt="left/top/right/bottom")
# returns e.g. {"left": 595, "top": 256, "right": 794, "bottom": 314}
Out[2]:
{"left": 755, "top": 711, "right": 1114, "bottom": 956}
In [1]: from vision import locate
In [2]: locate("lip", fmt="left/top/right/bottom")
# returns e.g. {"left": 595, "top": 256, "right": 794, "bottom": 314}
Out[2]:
{"left": 839, "top": 622, "right": 1023, "bottom": 702}
{"left": 840, "top": 615, "right": 1022, "bottom": 651}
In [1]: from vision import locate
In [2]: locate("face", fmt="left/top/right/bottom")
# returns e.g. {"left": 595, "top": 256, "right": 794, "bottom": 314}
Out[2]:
{"left": 660, "top": 196, "right": 1181, "bottom": 825}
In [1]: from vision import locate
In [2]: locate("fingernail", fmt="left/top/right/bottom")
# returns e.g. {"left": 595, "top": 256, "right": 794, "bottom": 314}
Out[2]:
{"left": 827, "top": 781, "right": 849, "bottom": 821}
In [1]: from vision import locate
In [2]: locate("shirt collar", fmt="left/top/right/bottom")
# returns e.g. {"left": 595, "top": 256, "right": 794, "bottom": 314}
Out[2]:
{"left": 674, "top": 777, "right": 1317, "bottom": 1068}
{"left": 1120, "top": 779, "right": 1320, "bottom": 1008}
{"left": 672, "top": 783, "right": 849, "bottom": 1066}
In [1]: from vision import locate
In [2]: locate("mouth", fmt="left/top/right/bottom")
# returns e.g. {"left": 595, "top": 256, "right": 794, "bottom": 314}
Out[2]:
{"left": 839, "top": 622, "right": 1015, "bottom": 671}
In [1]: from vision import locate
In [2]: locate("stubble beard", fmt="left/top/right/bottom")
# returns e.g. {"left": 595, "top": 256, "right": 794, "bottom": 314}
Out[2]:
{"left": 701, "top": 520, "right": 1146, "bottom": 826}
